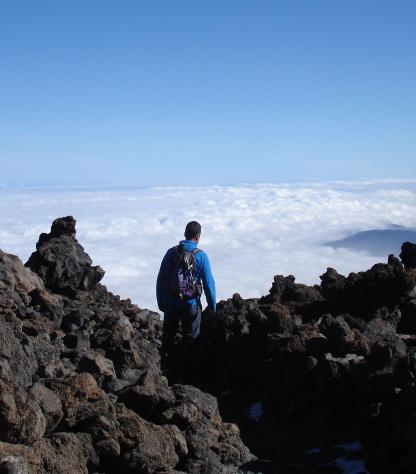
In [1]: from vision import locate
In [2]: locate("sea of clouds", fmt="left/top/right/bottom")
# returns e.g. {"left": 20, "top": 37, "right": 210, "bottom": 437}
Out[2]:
{"left": 1, "top": 180, "right": 415, "bottom": 313}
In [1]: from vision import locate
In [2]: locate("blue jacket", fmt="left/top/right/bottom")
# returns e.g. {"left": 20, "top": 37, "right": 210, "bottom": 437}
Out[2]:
{"left": 156, "top": 240, "right": 216, "bottom": 312}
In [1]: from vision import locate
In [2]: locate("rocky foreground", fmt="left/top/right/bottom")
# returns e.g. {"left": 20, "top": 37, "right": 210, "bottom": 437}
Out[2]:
{"left": 0, "top": 217, "right": 416, "bottom": 473}
{"left": 0, "top": 217, "right": 252, "bottom": 473}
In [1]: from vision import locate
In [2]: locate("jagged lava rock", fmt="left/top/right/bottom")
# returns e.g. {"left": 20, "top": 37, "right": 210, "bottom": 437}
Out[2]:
{"left": 400, "top": 241, "right": 416, "bottom": 270}
{"left": 2, "top": 216, "right": 415, "bottom": 474}
{"left": 25, "top": 216, "right": 105, "bottom": 295}
{"left": 319, "top": 259, "right": 416, "bottom": 319}
{"left": 176, "top": 245, "right": 416, "bottom": 473}
{"left": 0, "top": 217, "right": 253, "bottom": 473}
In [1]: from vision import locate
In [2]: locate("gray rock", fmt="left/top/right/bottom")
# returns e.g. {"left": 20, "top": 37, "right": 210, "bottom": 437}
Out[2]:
{"left": 25, "top": 217, "right": 104, "bottom": 295}
{"left": 28, "top": 383, "right": 63, "bottom": 433}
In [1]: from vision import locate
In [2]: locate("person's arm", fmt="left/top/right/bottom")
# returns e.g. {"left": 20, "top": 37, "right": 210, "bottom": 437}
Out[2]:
{"left": 156, "top": 249, "right": 171, "bottom": 311}
{"left": 200, "top": 252, "right": 216, "bottom": 312}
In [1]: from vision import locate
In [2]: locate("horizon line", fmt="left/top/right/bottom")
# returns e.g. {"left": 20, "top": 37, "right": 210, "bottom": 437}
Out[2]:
{"left": 1, "top": 177, "right": 416, "bottom": 191}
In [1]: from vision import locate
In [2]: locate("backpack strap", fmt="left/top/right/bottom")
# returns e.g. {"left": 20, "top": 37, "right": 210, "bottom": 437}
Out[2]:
{"left": 191, "top": 249, "right": 203, "bottom": 297}
{"left": 174, "top": 244, "right": 185, "bottom": 258}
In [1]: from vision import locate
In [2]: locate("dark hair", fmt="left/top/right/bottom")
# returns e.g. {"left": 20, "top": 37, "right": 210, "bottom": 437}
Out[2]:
{"left": 185, "top": 221, "right": 201, "bottom": 240}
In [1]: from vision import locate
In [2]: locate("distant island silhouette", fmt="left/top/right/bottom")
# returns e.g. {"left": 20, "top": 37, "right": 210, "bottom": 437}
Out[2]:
{"left": 324, "top": 225, "right": 416, "bottom": 256}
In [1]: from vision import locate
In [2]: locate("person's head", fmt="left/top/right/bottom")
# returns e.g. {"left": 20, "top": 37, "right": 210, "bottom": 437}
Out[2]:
{"left": 184, "top": 221, "right": 201, "bottom": 242}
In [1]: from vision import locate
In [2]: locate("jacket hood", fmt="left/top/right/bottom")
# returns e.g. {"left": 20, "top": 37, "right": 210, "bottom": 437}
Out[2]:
{"left": 179, "top": 240, "right": 198, "bottom": 251}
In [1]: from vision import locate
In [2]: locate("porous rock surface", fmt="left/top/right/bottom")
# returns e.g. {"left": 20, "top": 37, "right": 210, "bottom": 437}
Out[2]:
{"left": 0, "top": 217, "right": 253, "bottom": 473}
{"left": 2, "top": 215, "right": 416, "bottom": 474}
{"left": 183, "top": 248, "right": 416, "bottom": 474}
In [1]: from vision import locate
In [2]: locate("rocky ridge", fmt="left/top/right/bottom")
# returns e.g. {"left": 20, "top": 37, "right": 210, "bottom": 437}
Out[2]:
{"left": 188, "top": 239, "right": 416, "bottom": 473}
{"left": 1, "top": 216, "right": 416, "bottom": 473}
{"left": 0, "top": 217, "right": 252, "bottom": 474}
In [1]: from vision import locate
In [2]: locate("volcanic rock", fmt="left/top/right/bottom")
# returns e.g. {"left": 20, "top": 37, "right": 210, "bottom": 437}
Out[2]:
{"left": 0, "top": 433, "right": 98, "bottom": 474}
{"left": 25, "top": 216, "right": 105, "bottom": 295}
{"left": 2, "top": 217, "right": 415, "bottom": 473}
{"left": 0, "top": 217, "right": 254, "bottom": 473}
{"left": 400, "top": 241, "right": 416, "bottom": 270}
{"left": 0, "top": 378, "right": 46, "bottom": 444}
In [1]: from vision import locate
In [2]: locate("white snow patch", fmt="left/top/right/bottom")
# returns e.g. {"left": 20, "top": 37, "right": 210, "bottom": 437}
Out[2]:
{"left": 334, "top": 456, "right": 369, "bottom": 474}
{"left": 332, "top": 441, "right": 368, "bottom": 474}
{"left": 247, "top": 402, "right": 263, "bottom": 421}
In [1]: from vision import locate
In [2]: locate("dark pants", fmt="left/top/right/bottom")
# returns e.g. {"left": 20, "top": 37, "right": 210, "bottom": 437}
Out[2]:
{"left": 161, "top": 302, "right": 201, "bottom": 380}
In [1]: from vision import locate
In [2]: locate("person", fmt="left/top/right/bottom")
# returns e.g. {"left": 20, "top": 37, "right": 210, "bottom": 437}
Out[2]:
{"left": 156, "top": 221, "right": 216, "bottom": 370}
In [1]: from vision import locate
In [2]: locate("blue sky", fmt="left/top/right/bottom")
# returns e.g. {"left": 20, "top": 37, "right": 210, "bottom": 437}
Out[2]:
{"left": 1, "top": 0, "right": 415, "bottom": 185}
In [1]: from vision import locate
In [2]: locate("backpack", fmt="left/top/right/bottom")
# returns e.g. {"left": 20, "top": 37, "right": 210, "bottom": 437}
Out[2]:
{"left": 166, "top": 244, "right": 203, "bottom": 300}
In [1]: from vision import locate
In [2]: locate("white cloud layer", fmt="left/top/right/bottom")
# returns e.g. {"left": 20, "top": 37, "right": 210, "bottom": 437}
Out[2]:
{"left": 1, "top": 181, "right": 415, "bottom": 313}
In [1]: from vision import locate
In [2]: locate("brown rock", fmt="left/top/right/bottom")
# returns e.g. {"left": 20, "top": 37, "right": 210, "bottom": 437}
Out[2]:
{"left": 0, "top": 379, "right": 46, "bottom": 444}
{"left": 0, "top": 432, "right": 98, "bottom": 474}
{"left": 0, "top": 251, "right": 47, "bottom": 306}
{"left": 28, "top": 383, "right": 63, "bottom": 433}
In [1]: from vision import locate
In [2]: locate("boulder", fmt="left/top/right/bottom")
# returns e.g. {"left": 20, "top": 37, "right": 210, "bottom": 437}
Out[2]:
{"left": 400, "top": 241, "right": 416, "bottom": 270}
{"left": 121, "top": 420, "right": 186, "bottom": 474}
{"left": 78, "top": 352, "right": 118, "bottom": 389}
{"left": 118, "top": 369, "right": 175, "bottom": 419}
{"left": 0, "top": 251, "right": 48, "bottom": 306}
{"left": 159, "top": 385, "right": 252, "bottom": 471}
{"left": 25, "top": 216, "right": 104, "bottom": 295}
{"left": 319, "top": 315, "right": 370, "bottom": 356}
{"left": 28, "top": 383, "right": 63, "bottom": 433}
{"left": 0, "top": 322, "right": 37, "bottom": 389}
{"left": 0, "top": 379, "right": 46, "bottom": 444}
{"left": 0, "top": 433, "right": 98, "bottom": 474}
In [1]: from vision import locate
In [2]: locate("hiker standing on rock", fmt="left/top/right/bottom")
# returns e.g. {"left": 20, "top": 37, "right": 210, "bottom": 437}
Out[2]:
{"left": 156, "top": 221, "right": 216, "bottom": 371}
